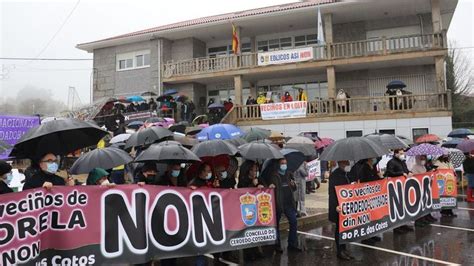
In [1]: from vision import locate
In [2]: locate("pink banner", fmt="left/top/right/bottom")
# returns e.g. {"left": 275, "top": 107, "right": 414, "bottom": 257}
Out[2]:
{"left": 0, "top": 185, "right": 277, "bottom": 265}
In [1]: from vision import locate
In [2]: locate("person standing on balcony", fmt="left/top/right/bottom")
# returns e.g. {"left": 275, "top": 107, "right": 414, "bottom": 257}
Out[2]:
{"left": 256, "top": 93, "right": 266, "bottom": 105}
{"left": 282, "top": 91, "right": 293, "bottom": 102}
{"left": 224, "top": 98, "right": 233, "bottom": 113}
{"left": 297, "top": 88, "right": 307, "bottom": 102}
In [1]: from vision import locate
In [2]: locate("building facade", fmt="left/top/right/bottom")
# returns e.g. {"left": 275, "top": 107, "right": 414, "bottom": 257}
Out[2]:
{"left": 77, "top": 0, "right": 458, "bottom": 140}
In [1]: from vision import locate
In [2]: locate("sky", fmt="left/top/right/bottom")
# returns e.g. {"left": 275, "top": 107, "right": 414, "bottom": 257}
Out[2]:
{"left": 1, "top": 0, "right": 473, "bottom": 107}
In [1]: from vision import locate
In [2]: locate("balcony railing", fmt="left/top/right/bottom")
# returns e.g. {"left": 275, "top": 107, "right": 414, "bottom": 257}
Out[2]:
{"left": 162, "top": 33, "right": 445, "bottom": 78}
{"left": 226, "top": 92, "right": 451, "bottom": 124}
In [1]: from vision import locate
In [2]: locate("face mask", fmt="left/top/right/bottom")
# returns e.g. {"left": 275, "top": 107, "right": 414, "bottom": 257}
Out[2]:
{"left": 5, "top": 173, "right": 13, "bottom": 185}
{"left": 171, "top": 170, "right": 180, "bottom": 177}
{"left": 280, "top": 164, "right": 287, "bottom": 172}
{"left": 205, "top": 173, "right": 212, "bottom": 180}
{"left": 46, "top": 162, "right": 59, "bottom": 174}
{"left": 256, "top": 171, "right": 260, "bottom": 177}
{"left": 420, "top": 160, "right": 426, "bottom": 166}
{"left": 427, "top": 155, "right": 433, "bottom": 161}
{"left": 370, "top": 159, "right": 378, "bottom": 166}
{"left": 220, "top": 171, "right": 228, "bottom": 179}
{"left": 101, "top": 179, "right": 110, "bottom": 186}
{"left": 343, "top": 165, "right": 352, "bottom": 173}
{"left": 397, "top": 154, "right": 406, "bottom": 161}
{"left": 180, "top": 163, "right": 186, "bottom": 168}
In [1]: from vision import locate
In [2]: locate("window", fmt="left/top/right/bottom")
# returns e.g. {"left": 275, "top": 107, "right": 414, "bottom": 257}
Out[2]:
{"left": 257, "top": 40, "right": 269, "bottom": 52}
{"left": 379, "top": 129, "right": 396, "bottom": 135}
{"left": 241, "top": 43, "right": 252, "bottom": 53}
{"left": 413, "top": 128, "right": 429, "bottom": 141}
{"left": 116, "top": 50, "right": 150, "bottom": 71}
{"left": 295, "top": 34, "right": 319, "bottom": 47}
{"left": 258, "top": 37, "right": 293, "bottom": 52}
{"left": 347, "top": 130, "right": 363, "bottom": 138}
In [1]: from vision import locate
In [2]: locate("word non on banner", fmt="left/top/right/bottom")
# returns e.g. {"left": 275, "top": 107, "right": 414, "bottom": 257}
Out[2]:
{"left": 0, "top": 115, "right": 40, "bottom": 159}
{"left": 335, "top": 171, "right": 453, "bottom": 244}
{"left": 0, "top": 186, "right": 277, "bottom": 265}
{"left": 306, "top": 159, "right": 321, "bottom": 181}
{"left": 258, "top": 47, "right": 314, "bottom": 66}
{"left": 260, "top": 101, "right": 307, "bottom": 120}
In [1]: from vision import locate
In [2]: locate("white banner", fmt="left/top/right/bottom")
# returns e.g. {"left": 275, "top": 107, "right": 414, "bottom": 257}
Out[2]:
{"left": 260, "top": 101, "right": 307, "bottom": 120}
{"left": 306, "top": 159, "right": 321, "bottom": 181}
{"left": 258, "top": 47, "right": 314, "bottom": 66}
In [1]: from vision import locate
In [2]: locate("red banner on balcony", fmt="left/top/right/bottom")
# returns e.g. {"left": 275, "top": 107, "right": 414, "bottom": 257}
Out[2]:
{"left": 260, "top": 101, "right": 307, "bottom": 120}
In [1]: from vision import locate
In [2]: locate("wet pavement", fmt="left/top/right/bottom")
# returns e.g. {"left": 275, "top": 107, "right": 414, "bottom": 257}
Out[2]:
{"left": 187, "top": 200, "right": 474, "bottom": 266}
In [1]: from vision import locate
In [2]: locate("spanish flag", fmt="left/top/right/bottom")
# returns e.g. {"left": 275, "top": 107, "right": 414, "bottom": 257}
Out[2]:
{"left": 232, "top": 23, "right": 239, "bottom": 55}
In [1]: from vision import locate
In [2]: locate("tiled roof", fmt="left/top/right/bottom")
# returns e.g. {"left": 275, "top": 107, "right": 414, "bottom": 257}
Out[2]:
{"left": 78, "top": 0, "right": 334, "bottom": 47}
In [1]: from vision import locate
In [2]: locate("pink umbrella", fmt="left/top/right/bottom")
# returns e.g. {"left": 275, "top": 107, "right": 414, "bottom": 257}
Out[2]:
{"left": 315, "top": 138, "right": 334, "bottom": 149}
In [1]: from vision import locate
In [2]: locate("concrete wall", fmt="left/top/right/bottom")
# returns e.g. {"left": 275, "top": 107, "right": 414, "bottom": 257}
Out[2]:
{"left": 239, "top": 116, "right": 452, "bottom": 140}
{"left": 92, "top": 40, "right": 159, "bottom": 100}
{"left": 170, "top": 37, "right": 206, "bottom": 61}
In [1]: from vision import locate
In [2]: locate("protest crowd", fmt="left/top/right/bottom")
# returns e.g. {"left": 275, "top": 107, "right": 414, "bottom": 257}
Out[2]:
{"left": 0, "top": 106, "right": 473, "bottom": 265}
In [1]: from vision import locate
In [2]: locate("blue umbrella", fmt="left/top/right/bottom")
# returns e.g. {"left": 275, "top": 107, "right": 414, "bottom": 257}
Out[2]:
{"left": 441, "top": 138, "right": 463, "bottom": 148}
{"left": 127, "top": 95, "right": 145, "bottom": 102}
{"left": 196, "top": 124, "right": 244, "bottom": 141}
{"left": 164, "top": 89, "right": 178, "bottom": 96}
{"left": 208, "top": 103, "right": 225, "bottom": 109}
{"left": 448, "top": 128, "right": 473, "bottom": 138}
{"left": 386, "top": 80, "right": 407, "bottom": 89}
{"left": 127, "top": 121, "right": 144, "bottom": 129}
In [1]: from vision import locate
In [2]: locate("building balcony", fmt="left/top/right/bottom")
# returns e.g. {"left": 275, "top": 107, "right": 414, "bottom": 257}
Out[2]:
{"left": 222, "top": 91, "right": 451, "bottom": 126}
{"left": 162, "top": 32, "right": 446, "bottom": 81}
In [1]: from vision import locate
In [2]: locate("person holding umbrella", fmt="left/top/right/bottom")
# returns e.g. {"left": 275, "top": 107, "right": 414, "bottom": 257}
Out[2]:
{"left": 385, "top": 149, "right": 414, "bottom": 234}
{"left": 261, "top": 158, "right": 302, "bottom": 253}
{"left": 156, "top": 163, "right": 187, "bottom": 187}
{"left": 329, "top": 160, "right": 356, "bottom": 260}
{"left": 0, "top": 160, "right": 14, "bottom": 194}
{"left": 23, "top": 153, "right": 73, "bottom": 190}
{"left": 136, "top": 162, "right": 159, "bottom": 185}
{"left": 463, "top": 150, "right": 474, "bottom": 202}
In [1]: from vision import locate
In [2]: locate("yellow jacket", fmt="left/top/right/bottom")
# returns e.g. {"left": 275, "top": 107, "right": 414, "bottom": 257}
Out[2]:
{"left": 297, "top": 91, "right": 308, "bottom": 101}
{"left": 257, "top": 95, "right": 266, "bottom": 105}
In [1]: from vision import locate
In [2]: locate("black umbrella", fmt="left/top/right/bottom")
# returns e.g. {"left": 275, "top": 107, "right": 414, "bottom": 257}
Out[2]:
{"left": 208, "top": 103, "right": 225, "bottom": 109}
{"left": 125, "top": 127, "right": 173, "bottom": 149}
{"left": 0, "top": 140, "right": 11, "bottom": 154}
{"left": 320, "top": 137, "right": 389, "bottom": 162}
{"left": 243, "top": 127, "right": 271, "bottom": 142}
{"left": 386, "top": 80, "right": 407, "bottom": 90}
{"left": 169, "top": 124, "right": 186, "bottom": 134}
{"left": 365, "top": 134, "right": 408, "bottom": 150}
{"left": 238, "top": 141, "right": 284, "bottom": 162}
{"left": 191, "top": 139, "right": 238, "bottom": 158}
{"left": 225, "top": 137, "right": 247, "bottom": 147}
{"left": 141, "top": 91, "right": 157, "bottom": 96}
{"left": 69, "top": 147, "right": 133, "bottom": 174}
{"left": 10, "top": 118, "right": 108, "bottom": 159}
{"left": 261, "top": 149, "right": 306, "bottom": 179}
{"left": 134, "top": 141, "right": 201, "bottom": 163}
{"left": 448, "top": 128, "right": 473, "bottom": 138}
{"left": 285, "top": 143, "right": 316, "bottom": 156}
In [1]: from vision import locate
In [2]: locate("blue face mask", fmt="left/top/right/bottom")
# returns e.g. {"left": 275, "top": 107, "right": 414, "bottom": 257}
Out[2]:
{"left": 280, "top": 164, "right": 288, "bottom": 172}
{"left": 256, "top": 171, "right": 260, "bottom": 177}
{"left": 5, "top": 173, "right": 13, "bottom": 185}
{"left": 171, "top": 170, "right": 180, "bottom": 177}
{"left": 46, "top": 162, "right": 59, "bottom": 174}
{"left": 205, "top": 172, "right": 212, "bottom": 180}
{"left": 220, "top": 171, "right": 228, "bottom": 179}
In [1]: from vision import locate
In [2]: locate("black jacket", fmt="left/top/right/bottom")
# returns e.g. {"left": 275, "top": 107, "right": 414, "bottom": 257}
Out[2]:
{"left": 328, "top": 168, "right": 354, "bottom": 223}
{"left": 0, "top": 181, "right": 13, "bottom": 194}
{"left": 463, "top": 157, "right": 474, "bottom": 174}
{"left": 137, "top": 172, "right": 158, "bottom": 185}
{"left": 23, "top": 171, "right": 66, "bottom": 190}
{"left": 219, "top": 176, "right": 236, "bottom": 189}
{"left": 261, "top": 170, "right": 295, "bottom": 212}
{"left": 385, "top": 157, "right": 409, "bottom": 177}
{"left": 155, "top": 172, "right": 187, "bottom": 187}
{"left": 358, "top": 163, "right": 381, "bottom": 183}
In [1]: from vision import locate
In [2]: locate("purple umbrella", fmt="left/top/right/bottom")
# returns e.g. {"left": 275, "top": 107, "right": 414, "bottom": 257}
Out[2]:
{"left": 406, "top": 143, "right": 444, "bottom": 156}
{"left": 456, "top": 139, "right": 474, "bottom": 153}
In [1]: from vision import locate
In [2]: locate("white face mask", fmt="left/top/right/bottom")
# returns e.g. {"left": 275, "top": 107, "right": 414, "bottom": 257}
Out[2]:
{"left": 101, "top": 179, "right": 110, "bottom": 186}
{"left": 220, "top": 171, "right": 228, "bottom": 179}
{"left": 205, "top": 172, "right": 212, "bottom": 180}
{"left": 397, "top": 154, "right": 406, "bottom": 161}
{"left": 420, "top": 160, "right": 426, "bottom": 166}
{"left": 343, "top": 165, "right": 352, "bottom": 173}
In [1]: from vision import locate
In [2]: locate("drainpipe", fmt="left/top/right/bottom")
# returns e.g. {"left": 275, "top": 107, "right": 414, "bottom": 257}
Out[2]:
{"left": 157, "top": 39, "right": 162, "bottom": 96}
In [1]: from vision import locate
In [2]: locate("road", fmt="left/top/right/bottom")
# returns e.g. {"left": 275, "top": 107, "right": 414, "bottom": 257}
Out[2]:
{"left": 203, "top": 201, "right": 474, "bottom": 265}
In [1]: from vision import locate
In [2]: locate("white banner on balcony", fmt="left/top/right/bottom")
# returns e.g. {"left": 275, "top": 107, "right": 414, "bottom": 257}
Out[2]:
{"left": 257, "top": 47, "right": 314, "bottom": 66}
{"left": 260, "top": 101, "right": 307, "bottom": 120}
